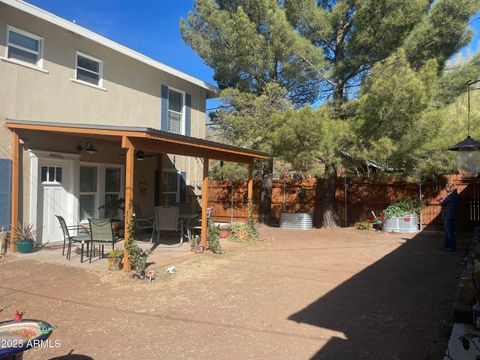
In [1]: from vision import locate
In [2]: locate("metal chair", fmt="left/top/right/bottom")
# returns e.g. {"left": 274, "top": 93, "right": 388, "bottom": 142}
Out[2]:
{"left": 152, "top": 206, "right": 184, "bottom": 246}
{"left": 133, "top": 205, "right": 154, "bottom": 240}
{"left": 88, "top": 218, "right": 119, "bottom": 262}
{"left": 56, "top": 215, "right": 91, "bottom": 263}
{"left": 190, "top": 207, "right": 214, "bottom": 242}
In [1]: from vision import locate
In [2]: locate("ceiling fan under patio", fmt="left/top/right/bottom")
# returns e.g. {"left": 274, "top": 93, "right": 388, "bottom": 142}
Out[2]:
{"left": 117, "top": 150, "right": 156, "bottom": 161}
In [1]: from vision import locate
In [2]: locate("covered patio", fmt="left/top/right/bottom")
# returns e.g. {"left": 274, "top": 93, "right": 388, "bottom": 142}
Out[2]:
{"left": 6, "top": 119, "right": 269, "bottom": 268}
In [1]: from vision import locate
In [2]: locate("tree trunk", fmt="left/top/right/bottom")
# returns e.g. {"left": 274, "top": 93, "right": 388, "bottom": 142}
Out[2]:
{"left": 333, "top": 79, "right": 345, "bottom": 104}
{"left": 260, "top": 158, "right": 273, "bottom": 224}
{"left": 322, "top": 161, "right": 339, "bottom": 228}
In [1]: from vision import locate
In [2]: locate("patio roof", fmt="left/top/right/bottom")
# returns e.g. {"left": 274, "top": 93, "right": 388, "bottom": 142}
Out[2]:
{"left": 6, "top": 119, "right": 262, "bottom": 266}
{"left": 5, "top": 119, "right": 270, "bottom": 163}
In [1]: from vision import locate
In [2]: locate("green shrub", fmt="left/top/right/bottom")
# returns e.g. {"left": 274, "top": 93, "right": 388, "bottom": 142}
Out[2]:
{"left": 354, "top": 221, "right": 373, "bottom": 230}
{"left": 383, "top": 199, "right": 424, "bottom": 218}
{"left": 231, "top": 201, "right": 260, "bottom": 243}
{"left": 126, "top": 242, "right": 147, "bottom": 272}
{"left": 231, "top": 222, "right": 260, "bottom": 242}
{"left": 208, "top": 219, "right": 222, "bottom": 254}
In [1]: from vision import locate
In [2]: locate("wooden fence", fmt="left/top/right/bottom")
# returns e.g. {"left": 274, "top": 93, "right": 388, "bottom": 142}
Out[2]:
{"left": 208, "top": 175, "right": 480, "bottom": 231}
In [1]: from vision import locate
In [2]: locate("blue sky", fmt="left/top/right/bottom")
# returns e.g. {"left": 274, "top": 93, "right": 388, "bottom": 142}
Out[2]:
{"left": 27, "top": 0, "right": 480, "bottom": 108}
{"left": 28, "top": 0, "right": 220, "bottom": 109}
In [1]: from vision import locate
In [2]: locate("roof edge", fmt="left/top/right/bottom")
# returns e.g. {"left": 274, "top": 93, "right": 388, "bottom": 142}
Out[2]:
{"left": 2, "top": 0, "right": 219, "bottom": 98}
{"left": 5, "top": 119, "right": 270, "bottom": 159}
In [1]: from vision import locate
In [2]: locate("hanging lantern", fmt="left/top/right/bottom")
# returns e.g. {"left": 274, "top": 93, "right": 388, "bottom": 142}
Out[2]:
{"left": 448, "top": 80, "right": 480, "bottom": 178}
{"left": 449, "top": 136, "right": 480, "bottom": 178}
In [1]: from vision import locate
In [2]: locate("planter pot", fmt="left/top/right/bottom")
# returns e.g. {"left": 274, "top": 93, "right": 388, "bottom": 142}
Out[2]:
{"left": 17, "top": 239, "right": 34, "bottom": 253}
{"left": 107, "top": 257, "right": 123, "bottom": 271}
{"left": 219, "top": 229, "right": 231, "bottom": 238}
{"left": 280, "top": 212, "right": 313, "bottom": 230}
{"left": 194, "top": 245, "right": 204, "bottom": 254}
{"left": 383, "top": 214, "right": 418, "bottom": 233}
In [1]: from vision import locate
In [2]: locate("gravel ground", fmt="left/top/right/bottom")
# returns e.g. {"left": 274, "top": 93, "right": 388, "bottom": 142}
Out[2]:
{"left": 0, "top": 226, "right": 466, "bottom": 360}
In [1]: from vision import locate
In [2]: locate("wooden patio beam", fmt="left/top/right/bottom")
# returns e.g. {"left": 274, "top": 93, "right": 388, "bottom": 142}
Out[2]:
{"left": 6, "top": 122, "right": 137, "bottom": 139}
{"left": 122, "top": 136, "right": 135, "bottom": 272}
{"left": 200, "top": 158, "right": 209, "bottom": 248}
{"left": 10, "top": 131, "right": 19, "bottom": 252}
{"left": 127, "top": 138, "right": 255, "bottom": 164}
{"left": 5, "top": 123, "right": 269, "bottom": 161}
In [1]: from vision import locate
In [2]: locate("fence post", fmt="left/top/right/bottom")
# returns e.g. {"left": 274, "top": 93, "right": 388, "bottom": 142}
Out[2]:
{"left": 419, "top": 182, "right": 423, "bottom": 231}
{"left": 344, "top": 176, "right": 348, "bottom": 227}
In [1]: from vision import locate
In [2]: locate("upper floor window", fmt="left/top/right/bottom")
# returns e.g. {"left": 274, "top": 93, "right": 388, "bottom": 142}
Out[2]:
{"left": 6, "top": 26, "right": 43, "bottom": 67}
{"left": 168, "top": 89, "right": 184, "bottom": 134}
{"left": 76, "top": 52, "right": 102, "bottom": 87}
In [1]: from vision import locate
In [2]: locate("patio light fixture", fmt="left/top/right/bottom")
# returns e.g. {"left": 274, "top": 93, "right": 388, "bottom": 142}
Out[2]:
{"left": 135, "top": 151, "right": 145, "bottom": 161}
{"left": 448, "top": 79, "right": 480, "bottom": 178}
{"left": 76, "top": 141, "right": 97, "bottom": 154}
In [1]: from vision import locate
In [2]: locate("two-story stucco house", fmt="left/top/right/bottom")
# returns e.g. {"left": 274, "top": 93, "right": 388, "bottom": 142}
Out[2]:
{"left": 0, "top": 0, "right": 267, "bottom": 246}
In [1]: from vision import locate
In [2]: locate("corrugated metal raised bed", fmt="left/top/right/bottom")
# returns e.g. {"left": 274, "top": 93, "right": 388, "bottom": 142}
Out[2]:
{"left": 280, "top": 212, "right": 313, "bottom": 230}
{"left": 383, "top": 214, "right": 419, "bottom": 233}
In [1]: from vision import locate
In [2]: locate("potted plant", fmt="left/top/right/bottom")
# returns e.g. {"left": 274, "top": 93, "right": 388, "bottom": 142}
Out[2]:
{"left": 219, "top": 224, "right": 231, "bottom": 238}
{"left": 383, "top": 199, "right": 424, "bottom": 233}
{"left": 107, "top": 249, "right": 123, "bottom": 271}
{"left": 99, "top": 198, "right": 125, "bottom": 219}
{"left": 12, "top": 223, "right": 36, "bottom": 253}
{"left": 190, "top": 236, "right": 198, "bottom": 251}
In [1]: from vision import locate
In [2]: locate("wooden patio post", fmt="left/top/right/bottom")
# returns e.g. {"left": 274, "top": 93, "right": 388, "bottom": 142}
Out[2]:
{"left": 200, "top": 157, "right": 209, "bottom": 248}
{"left": 122, "top": 136, "right": 135, "bottom": 272}
{"left": 10, "top": 131, "right": 19, "bottom": 252}
{"left": 247, "top": 161, "right": 254, "bottom": 203}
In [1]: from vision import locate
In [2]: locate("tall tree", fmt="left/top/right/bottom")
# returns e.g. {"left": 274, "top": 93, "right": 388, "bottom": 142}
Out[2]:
{"left": 181, "top": 0, "right": 324, "bottom": 223}
{"left": 181, "top": 0, "right": 325, "bottom": 106}
{"left": 281, "top": 0, "right": 478, "bottom": 226}
{"left": 270, "top": 107, "right": 352, "bottom": 227}
{"left": 285, "top": 0, "right": 478, "bottom": 104}
{"left": 182, "top": 0, "right": 479, "bottom": 227}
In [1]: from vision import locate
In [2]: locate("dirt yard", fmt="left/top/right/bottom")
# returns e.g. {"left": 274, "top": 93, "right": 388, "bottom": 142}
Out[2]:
{"left": 0, "top": 227, "right": 466, "bottom": 359}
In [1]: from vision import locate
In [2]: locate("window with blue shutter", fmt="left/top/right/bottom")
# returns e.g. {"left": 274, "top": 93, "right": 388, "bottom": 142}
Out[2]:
{"left": 185, "top": 94, "right": 192, "bottom": 137}
{"left": 0, "top": 159, "right": 12, "bottom": 231}
{"left": 161, "top": 85, "right": 191, "bottom": 136}
{"left": 161, "top": 85, "right": 169, "bottom": 131}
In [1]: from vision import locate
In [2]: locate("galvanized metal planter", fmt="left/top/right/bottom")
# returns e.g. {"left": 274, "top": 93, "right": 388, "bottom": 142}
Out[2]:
{"left": 280, "top": 212, "right": 313, "bottom": 230}
{"left": 383, "top": 214, "right": 419, "bottom": 233}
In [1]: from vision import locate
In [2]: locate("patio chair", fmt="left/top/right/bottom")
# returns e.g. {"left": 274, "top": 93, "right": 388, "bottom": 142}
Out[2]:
{"left": 56, "top": 215, "right": 91, "bottom": 263}
{"left": 133, "top": 204, "right": 154, "bottom": 240}
{"left": 152, "top": 206, "right": 184, "bottom": 246}
{"left": 88, "top": 218, "right": 119, "bottom": 262}
{"left": 190, "top": 206, "right": 214, "bottom": 242}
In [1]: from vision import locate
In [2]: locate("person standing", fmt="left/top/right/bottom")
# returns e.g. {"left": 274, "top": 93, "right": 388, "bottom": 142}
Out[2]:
{"left": 438, "top": 183, "right": 459, "bottom": 251}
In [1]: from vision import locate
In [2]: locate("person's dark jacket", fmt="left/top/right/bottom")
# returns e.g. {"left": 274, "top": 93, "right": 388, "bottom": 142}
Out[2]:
{"left": 440, "top": 190, "right": 458, "bottom": 219}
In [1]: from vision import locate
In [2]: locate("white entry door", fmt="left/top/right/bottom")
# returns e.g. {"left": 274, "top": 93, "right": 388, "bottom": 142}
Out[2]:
{"left": 37, "top": 162, "right": 71, "bottom": 244}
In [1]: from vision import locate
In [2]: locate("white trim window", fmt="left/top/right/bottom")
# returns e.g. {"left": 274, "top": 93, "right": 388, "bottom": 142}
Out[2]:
{"left": 163, "top": 169, "right": 180, "bottom": 205}
{"left": 168, "top": 88, "right": 185, "bottom": 134}
{"left": 104, "top": 167, "right": 122, "bottom": 219}
{"left": 75, "top": 52, "right": 102, "bottom": 87}
{"left": 6, "top": 25, "right": 43, "bottom": 68}
{"left": 79, "top": 166, "right": 97, "bottom": 222}
{"left": 40, "top": 166, "right": 63, "bottom": 184}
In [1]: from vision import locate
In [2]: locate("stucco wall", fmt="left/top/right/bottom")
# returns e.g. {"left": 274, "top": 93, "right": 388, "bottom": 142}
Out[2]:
{"left": 0, "top": 3, "right": 209, "bottom": 222}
